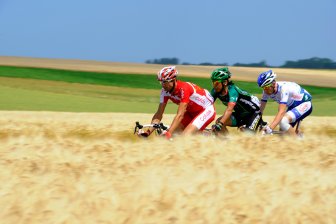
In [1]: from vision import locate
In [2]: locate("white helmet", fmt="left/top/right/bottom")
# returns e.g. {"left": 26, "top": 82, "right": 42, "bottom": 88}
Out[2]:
{"left": 257, "top": 70, "right": 277, "bottom": 87}
{"left": 157, "top": 66, "right": 178, "bottom": 82}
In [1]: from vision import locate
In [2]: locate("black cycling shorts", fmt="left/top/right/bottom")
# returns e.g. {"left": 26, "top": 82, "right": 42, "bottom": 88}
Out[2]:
{"left": 232, "top": 112, "right": 262, "bottom": 132}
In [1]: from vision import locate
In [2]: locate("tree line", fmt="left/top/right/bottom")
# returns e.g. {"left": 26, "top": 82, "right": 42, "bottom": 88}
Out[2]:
{"left": 145, "top": 57, "right": 336, "bottom": 69}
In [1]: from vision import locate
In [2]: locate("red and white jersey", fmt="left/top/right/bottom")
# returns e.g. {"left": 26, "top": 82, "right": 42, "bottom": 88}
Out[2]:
{"left": 160, "top": 80, "right": 214, "bottom": 113}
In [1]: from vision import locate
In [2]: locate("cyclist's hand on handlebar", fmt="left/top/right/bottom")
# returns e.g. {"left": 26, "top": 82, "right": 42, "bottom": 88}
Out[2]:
{"left": 161, "top": 130, "right": 172, "bottom": 140}
{"left": 262, "top": 125, "right": 273, "bottom": 135}
{"left": 138, "top": 129, "right": 151, "bottom": 138}
{"left": 212, "top": 122, "right": 223, "bottom": 132}
{"left": 165, "top": 130, "right": 172, "bottom": 140}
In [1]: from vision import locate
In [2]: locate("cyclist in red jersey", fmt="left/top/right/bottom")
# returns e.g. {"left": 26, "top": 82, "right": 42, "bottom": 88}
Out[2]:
{"left": 139, "top": 66, "right": 216, "bottom": 139}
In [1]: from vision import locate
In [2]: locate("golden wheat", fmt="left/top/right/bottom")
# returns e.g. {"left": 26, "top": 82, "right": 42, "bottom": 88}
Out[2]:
{"left": 0, "top": 111, "right": 335, "bottom": 224}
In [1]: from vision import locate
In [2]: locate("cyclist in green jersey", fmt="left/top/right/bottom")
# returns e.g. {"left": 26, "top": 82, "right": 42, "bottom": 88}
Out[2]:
{"left": 210, "top": 67, "right": 263, "bottom": 134}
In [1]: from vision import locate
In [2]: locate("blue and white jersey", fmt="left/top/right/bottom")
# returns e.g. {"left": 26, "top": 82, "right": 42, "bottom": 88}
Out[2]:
{"left": 261, "top": 81, "right": 312, "bottom": 109}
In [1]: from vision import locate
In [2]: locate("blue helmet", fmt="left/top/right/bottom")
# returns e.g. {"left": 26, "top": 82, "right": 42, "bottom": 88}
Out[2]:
{"left": 257, "top": 70, "right": 277, "bottom": 87}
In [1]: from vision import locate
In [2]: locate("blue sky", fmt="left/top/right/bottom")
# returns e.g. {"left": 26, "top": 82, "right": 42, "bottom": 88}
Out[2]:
{"left": 0, "top": 0, "right": 335, "bottom": 66}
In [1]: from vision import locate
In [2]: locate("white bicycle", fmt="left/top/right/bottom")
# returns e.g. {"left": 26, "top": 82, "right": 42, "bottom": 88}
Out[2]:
{"left": 133, "top": 121, "right": 217, "bottom": 138}
{"left": 133, "top": 121, "right": 169, "bottom": 136}
{"left": 259, "top": 120, "right": 303, "bottom": 137}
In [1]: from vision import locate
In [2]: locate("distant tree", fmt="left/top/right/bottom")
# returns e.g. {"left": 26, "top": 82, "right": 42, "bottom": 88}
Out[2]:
{"left": 199, "top": 62, "right": 214, "bottom": 66}
{"left": 146, "top": 58, "right": 229, "bottom": 66}
{"left": 233, "top": 60, "right": 269, "bottom": 67}
{"left": 146, "top": 57, "right": 336, "bottom": 69}
{"left": 281, "top": 57, "right": 336, "bottom": 69}
{"left": 145, "top": 57, "right": 179, "bottom": 65}
{"left": 198, "top": 62, "right": 228, "bottom": 66}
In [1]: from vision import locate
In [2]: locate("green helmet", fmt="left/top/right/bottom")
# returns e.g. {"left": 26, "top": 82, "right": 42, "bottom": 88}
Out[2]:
{"left": 210, "top": 67, "right": 231, "bottom": 82}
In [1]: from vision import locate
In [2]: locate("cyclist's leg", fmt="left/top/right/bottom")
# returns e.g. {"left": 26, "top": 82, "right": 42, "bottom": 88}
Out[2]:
{"left": 183, "top": 105, "right": 216, "bottom": 135}
{"left": 283, "top": 101, "right": 312, "bottom": 135}
{"left": 294, "top": 120, "right": 302, "bottom": 135}
{"left": 244, "top": 113, "right": 262, "bottom": 133}
{"left": 215, "top": 112, "right": 239, "bottom": 134}
{"left": 280, "top": 115, "right": 296, "bottom": 135}
{"left": 177, "top": 112, "right": 192, "bottom": 133}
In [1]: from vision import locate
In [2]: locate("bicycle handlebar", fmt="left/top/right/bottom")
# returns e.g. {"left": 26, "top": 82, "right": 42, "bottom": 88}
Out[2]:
{"left": 134, "top": 121, "right": 169, "bottom": 135}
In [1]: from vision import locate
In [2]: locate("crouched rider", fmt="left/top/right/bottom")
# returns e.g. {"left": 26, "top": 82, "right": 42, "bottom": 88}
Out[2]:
{"left": 210, "top": 67, "right": 263, "bottom": 134}
{"left": 139, "top": 66, "right": 216, "bottom": 139}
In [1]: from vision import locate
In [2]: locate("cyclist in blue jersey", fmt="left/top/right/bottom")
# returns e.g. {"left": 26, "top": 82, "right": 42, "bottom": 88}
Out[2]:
{"left": 257, "top": 70, "right": 313, "bottom": 136}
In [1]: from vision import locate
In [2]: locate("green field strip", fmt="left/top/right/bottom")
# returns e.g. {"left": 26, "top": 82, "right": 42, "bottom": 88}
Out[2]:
{"left": 0, "top": 66, "right": 335, "bottom": 115}
{"left": 0, "top": 65, "right": 334, "bottom": 98}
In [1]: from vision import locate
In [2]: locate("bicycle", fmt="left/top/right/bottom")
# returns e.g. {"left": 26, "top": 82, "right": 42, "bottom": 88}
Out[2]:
{"left": 134, "top": 121, "right": 169, "bottom": 136}
{"left": 259, "top": 120, "right": 303, "bottom": 137}
{"left": 133, "top": 121, "right": 218, "bottom": 138}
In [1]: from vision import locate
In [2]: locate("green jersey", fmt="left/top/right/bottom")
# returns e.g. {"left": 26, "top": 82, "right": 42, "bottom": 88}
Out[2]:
{"left": 211, "top": 83, "right": 261, "bottom": 118}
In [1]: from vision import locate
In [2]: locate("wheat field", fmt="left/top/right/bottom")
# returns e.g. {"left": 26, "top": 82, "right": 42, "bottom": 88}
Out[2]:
{"left": 0, "top": 111, "right": 335, "bottom": 224}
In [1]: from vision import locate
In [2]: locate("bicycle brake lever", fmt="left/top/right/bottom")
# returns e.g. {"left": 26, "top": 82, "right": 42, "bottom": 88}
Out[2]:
{"left": 153, "top": 123, "right": 160, "bottom": 129}
{"left": 135, "top": 121, "right": 143, "bottom": 129}
{"left": 134, "top": 121, "right": 143, "bottom": 134}
{"left": 159, "top": 123, "right": 168, "bottom": 130}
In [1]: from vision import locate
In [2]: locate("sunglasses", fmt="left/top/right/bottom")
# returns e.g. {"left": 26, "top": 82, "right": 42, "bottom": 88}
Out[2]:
{"left": 160, "top": 79, "right": 173, "bottom": 84}
{"left": 212, "top": 81, "right": 222, "bottom": 85}
{"left": 262, "top": 84, "right": 273, "bottom": 90}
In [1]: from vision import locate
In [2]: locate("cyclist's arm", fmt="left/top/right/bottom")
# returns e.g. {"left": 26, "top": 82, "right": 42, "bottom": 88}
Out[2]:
{"left": 269, "top": 86, "right": 290, "bottom": 130}
{"left": 260, "top": 100, "right": 267, "bottom": 114}
{"left": 219, "top": 102, "right": 235, "bottom": 124}
{"left": 269, "top": 103, "right": 287, "bottom": 130}
{"left": 219, "top": 86, "right": 237, "bottom": 124}
{"left": 148, "top": 103, "right": 167, "bottom": 134}
{"left": 168, "top": 102, "right": 188, "bottom": 134}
